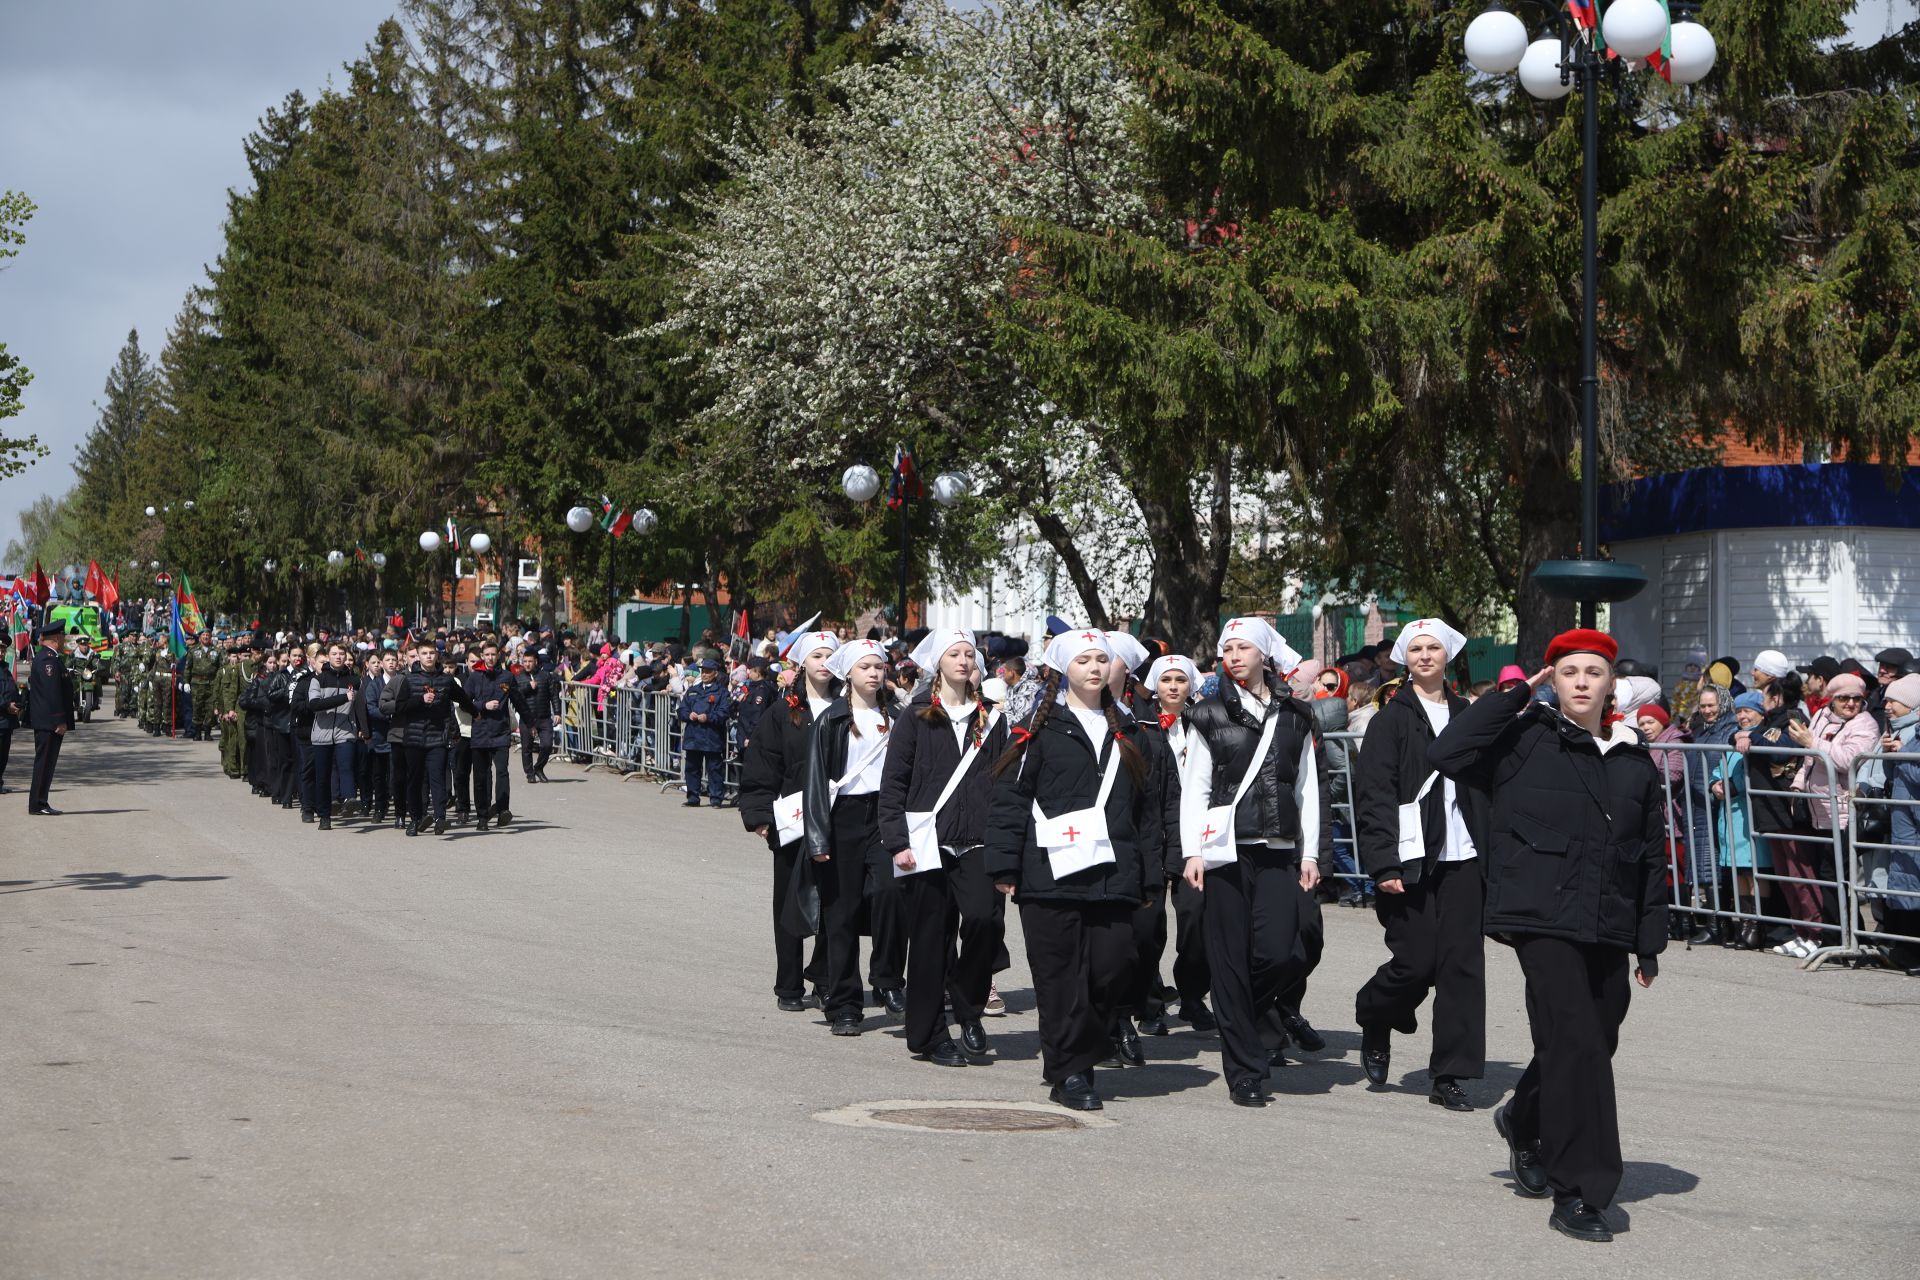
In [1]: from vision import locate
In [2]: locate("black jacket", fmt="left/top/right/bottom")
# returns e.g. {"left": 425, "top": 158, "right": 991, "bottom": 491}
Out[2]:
{"left": 1742, "top": 704, "right": 1810, "bottom": 834}
{"left": 735, "top": 678, "right": 777, "bottom": 745}
{"left": 238, "top": 672, "right": 270, "bottom": 722}
{"left": 461, "top": 664, "right": 527, "bottom": 749}
{"left": 27, "top": 644, "right": 77, "bottom": 732}
{"left": 363, "top": 673, "right": 395, "bottom": 750}
{"left": 1187, "top": 674, "right": 1330, "bottom": 856}
{"left": 265, "top": 669, "right": 295, "bottom": 735}
{"left": 983, "top": 709, "right": 1156, "bottom": 905}
{"left": 516, "top": 664, "right": 562, "bottom": 721}
{"left": 1354, "top": 683, "right": 1487, "bottom": 883}
{"left": 1132, "top": 718, "right": 1187, "bottom": 878}
{"left": 803, "top": 698, "right": 896, "bottom": 862}
{"left": 1428, "top": 683, "right": 1668, "bottom": 958}
{"left": 739, "top": 695, "right": 816, "bottom": 850}
{"left": 876, "top": 692, "right": 1011, "bottom": 856}
{"left": 287, "top": 667, "right": 318, "bottom": 734}
{"left": 387, "top": 666, "right": 472, "bottom": 748}
{"left": 0, "top": 661, "right": 21, "bottom": 732}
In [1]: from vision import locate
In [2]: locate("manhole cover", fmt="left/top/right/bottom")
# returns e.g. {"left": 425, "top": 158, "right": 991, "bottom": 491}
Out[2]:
{"left": 814, "top": 1099, "right": 1115, "bottom": 1133}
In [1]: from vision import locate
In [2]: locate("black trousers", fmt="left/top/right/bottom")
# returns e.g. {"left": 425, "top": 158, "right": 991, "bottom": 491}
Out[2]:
{"left": 815, "top": 795, "right": 881, "bottom": 1024}
{"left": 390, "top": 747, "right": 411, "bottom": 822}
{"left": 268, "top": 730, "right": 293, "bottom": 805}
{"left": 1355, "top": 857, "right": 1487, "bottom": 1079}
{"left": 0, "top": 728, "right": 12, "bottom": 790}
{"left": 1509, "top": 935, "right": 1633, "bottom": 1210}
{"left": 1203, "top": 846, "right": 1308, "bottom": 1090}
{"left": 1170, "top": 875, "right": 1211, "bottom": 1006}
{"left": 946, "top": 847, "right": 1005, "bottom": 1022}
{"left": 245, "top": 727, "right": 264, "bottom": 791}
{"left": 865, "top": 859, "right": 906, "bottom": 993}
{"left": 1276, "top": 882, "right": 1325, "bottom": 1022}
{"left": 893, "top": 867, "right": 960, "bottom": 1053}
{"left": 771, "top": 841, "right": 827, "bottom": 1000}
{"left": 29, "top": 729, "right": 62, "bottom": 810}
{"left": 472, "top": 745, "right": 508, "bottom": 817}
{"left": 365, "top": 748, "right": 392, "bottom": 815}
{"left": 1127, "top": 878, "right": 1170, "bottom": 1016}
{"left": 1021, "top": 898, "right": 1135, "bottom": 1083}
{"left": 293, "top": 736, "right": 317, "bottom": 815}
{"left": 521, "top": 719, "right": 554, "bottom": 778}
{"left": 406, "top": 743, "right": 449, "bottom": 824}
{"left": 451, "top": 738, "right": 472, "bottom": 814}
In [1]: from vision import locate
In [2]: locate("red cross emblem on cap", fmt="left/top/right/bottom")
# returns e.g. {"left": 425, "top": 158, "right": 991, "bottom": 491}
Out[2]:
{"left": 1080, "top": 631, "right": 1101, "bottom": 644}
{"left": 1226, "top": 620, "right": 1245, "bottom": 631}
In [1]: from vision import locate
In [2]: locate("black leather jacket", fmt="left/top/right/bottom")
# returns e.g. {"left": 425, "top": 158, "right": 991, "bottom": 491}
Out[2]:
{"left": 739, "top": 695, "right": 816, "bottom": 850}
{"left": 1353, "top": 683, "right": 1485, "bottom": 884}
{"left": 802, "top": 697, "right": 895, "bottom": 863}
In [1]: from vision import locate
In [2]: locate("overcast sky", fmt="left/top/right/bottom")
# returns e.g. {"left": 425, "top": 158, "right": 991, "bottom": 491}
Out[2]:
{"left": 1, "top": 1, "right": 1914, "bottom": 555}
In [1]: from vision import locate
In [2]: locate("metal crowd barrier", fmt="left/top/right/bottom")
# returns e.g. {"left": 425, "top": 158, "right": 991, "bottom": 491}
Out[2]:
{"left": 1837, "top": 748, "right": 1920, "bottom": 969}
{"left": 555, "top": 679, "right": 743, "bottom": 800}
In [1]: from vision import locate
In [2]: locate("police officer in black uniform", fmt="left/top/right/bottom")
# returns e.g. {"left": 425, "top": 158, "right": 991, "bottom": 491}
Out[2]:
{"left": 27, "top": 620, "right": 77, "bottom": 815}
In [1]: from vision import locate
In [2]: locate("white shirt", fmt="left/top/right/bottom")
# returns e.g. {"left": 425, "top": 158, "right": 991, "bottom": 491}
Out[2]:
{"left": 1069, "top": 705, "right": 1110, "bottom": 748}
{"left": 807, "top": 694, "right": 832, "bottom": 719}
{"left": 837, "top": 706, "right": 889, "bottom": 796}
{"left": 1416, "top": 696, "right": 1477, "bottom": 862}
{"left": 945, "top": 700, "right": 978, "bottom": 752}
{"left": 1177, "top": 701, "right": 1321, "bottom": 862}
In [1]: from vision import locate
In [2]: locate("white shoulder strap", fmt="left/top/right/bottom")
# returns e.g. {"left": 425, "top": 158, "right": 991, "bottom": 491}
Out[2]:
{"left": 1230, "top": 707, "right": 1282, "bottom": 807}
{"left": 829, "top": 718, "right": 893, "bottom": 800}
{"left": 928, "top": 710, "right": 1002, "bottom": 816}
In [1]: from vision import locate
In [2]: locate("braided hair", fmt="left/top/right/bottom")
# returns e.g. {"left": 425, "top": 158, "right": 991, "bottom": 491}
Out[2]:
{"left": 994, "top": 668, "right": 1062, "bottom": 777}
{"left": 992, "top": 667, "right": 1146, "bottom": 785}
{"left": 922, "top": 673, "right": 990, "bottom": 748}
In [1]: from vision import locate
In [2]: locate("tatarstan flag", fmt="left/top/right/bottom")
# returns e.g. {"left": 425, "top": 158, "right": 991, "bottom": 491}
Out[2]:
{"left": 600, "top": 496, "right": 632, "bottom": 537}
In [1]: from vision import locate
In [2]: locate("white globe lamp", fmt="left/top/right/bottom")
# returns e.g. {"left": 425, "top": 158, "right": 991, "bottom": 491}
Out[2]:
{"left": 469, "top": 532, "right": 492, "bottom": 555}
{"left": 1603, "top": 0, "right": 1669, "bottom": 62}
{"left": 932, "top": 473, "right": 970, "bottom": 507}
{"left": 630, "top": 508, "right": 658, "bottom": 536}
{"left": 1464, "top": 10, "right": 1528, "bottom": 75}
{"left": 565, "top": 505, "right": 594, "bottom": 534}
{"left": 842, "top": 465, "right": 882, "bottom": 503}
{"left": 1518, "top": 39, "right": 1574, "bottom": 100}
{"left": 1666, "top": 21, "right": 1717, "bottom": 85}
{"left": 419, "top": 530, "right": 442, "bottom": 553}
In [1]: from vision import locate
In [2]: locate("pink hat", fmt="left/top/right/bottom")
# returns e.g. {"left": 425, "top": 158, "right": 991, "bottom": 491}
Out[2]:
{"left": 1497, "top": 664, "right": 1527, "bottom": 686}
{"left": 1826, "top": 673, "right": 1868, "bottom": 699}
{"left": 599, "top": 643, "right": 613, "bottom": 657}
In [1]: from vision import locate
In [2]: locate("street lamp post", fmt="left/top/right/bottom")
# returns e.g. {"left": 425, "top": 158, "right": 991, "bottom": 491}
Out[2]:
{"left": 419, "top": 530, "right": 444, "bottom": 627}
{"left": 1465, "top": 0, "right": 1715, "bottom": 627}
{"left": 564, "top": 503, "right": 654, "bottom": 641}
{"left": 843, "top": 456, "right": 970, "bottom": 635}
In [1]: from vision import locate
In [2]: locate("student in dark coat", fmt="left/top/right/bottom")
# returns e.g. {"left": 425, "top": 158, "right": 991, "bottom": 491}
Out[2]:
{"left": 1134, "top": 655, "right": 1210, "bottom": 1035}
{"left": 385, "top": 640, "right": 473, "bottom": 836}
{"left": 0, "top": 650, "right": 21, "bottom": 795}
{"left": 738, "top": 631, "right": 839, "bottom": 1011}
{"left": 734, "top": 656, "right": 778, "bottom": 749}
{"left": 985, "top": 630, "right": 1159, "bottom": 1113}
{"left": 803, "top": 639, "right": 898, "bottom": 1035}
{"left": 1110, "top": 648, "right": 1183, "bottom": 1058}
{"left": 877, "top": 629, "right": 1011, "bottom": 1067}
{"left": 461, "top": 638, "right": 529, "bottom": 831}
{"left": 677, "top": 658, "right": 734, "bottom": 807}
{"left": 1352, "top": 619, "right": 1488, "bottom": 1111}
{"left": 1428, "top": 629, "right": 1668, "bottom": 1245}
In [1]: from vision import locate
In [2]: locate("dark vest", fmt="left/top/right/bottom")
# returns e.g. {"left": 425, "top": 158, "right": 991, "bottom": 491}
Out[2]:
{"left": 1187, "top": 674, "right": 1317, "bottom": 844}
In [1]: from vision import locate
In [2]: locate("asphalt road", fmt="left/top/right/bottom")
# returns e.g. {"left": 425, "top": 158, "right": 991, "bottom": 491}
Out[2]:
{"left": 4, "top": 713, "right": 1917, "bottom": 1279}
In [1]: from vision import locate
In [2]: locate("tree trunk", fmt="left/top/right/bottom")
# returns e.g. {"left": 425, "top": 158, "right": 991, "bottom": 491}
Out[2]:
{"left": 1032, "top": 511, "right": 1111, "bottom": 630}
{"left": 498, "top": 529, "right": 518, "bottom": 627}
{"left": 1139, "top": 452, "right": 1231, "bottom": 656}
{"left": 1513, "top": 437, "right": 1578, "bottom": 666}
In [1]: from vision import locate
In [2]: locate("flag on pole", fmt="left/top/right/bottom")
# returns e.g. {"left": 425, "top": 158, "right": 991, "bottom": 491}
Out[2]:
{"left": 886, "top": 445, "right": 923, "bottom": 510}
{"left": 29, "top": 560, "right": 49, "bottom": 606}
{"left": 445, "top": 516, "right": 459, "bottom": 549}
{"left": 1644, "top": 1, "right": 1675, "bottom": 79}
{"left": 733, "top": 605, "right": 751, "bottom": 640}
{"left": 168, "top": 592, "right": 189, "bottom": 660}
{"left": 178, "top": 574, "right": 205, "bottom": 635}
{"left": 84, "top": 560, "right": 106, "bottom": 601}
{"left": 103, "top": 571, "right": 120, "bottom": 612}
{"left": 599, "top": 496, "right": 633, "bottom": 537}
{"left": 1566, "top": 0, "right": 1599, "bottom": 30}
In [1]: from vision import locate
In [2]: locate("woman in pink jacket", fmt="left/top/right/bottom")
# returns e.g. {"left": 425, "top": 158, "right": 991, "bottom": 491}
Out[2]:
{"left": 1788, "top": 672, "right": 1880, "bottom": 949}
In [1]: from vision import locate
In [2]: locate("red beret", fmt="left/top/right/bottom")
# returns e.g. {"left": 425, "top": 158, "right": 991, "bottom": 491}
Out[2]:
{"left": 1544, "top": 628, "right": 1618, "bottom": 667}
{"left": 1637, "top": 704, "right": 1670, "bottom": 729}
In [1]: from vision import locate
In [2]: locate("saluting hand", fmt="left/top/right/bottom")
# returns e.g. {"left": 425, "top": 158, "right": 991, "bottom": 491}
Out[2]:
{"left": 1527, "top": 666, "right": 1552, "bottom": 690}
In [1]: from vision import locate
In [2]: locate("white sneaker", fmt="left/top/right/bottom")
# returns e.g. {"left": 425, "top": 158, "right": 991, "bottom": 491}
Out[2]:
{"left": 1770, "top": 940, "right": 1800, "bottom": 956}
{"left": 1792, "top": 937, "right": 1819, "bottom": 958}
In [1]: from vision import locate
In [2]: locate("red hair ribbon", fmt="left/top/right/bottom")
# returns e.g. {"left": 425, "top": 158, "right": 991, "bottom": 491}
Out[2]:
{"left": 1011, "top": 726, "right": 1033, "bottom": 744}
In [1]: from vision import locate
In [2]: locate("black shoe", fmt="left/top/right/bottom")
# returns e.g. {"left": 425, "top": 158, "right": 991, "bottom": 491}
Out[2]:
{"left": 1230, "top": 1078, "right": 1268, "bottom": 1107}
{"left": 1686, "top": 923, "right": 1715, "bottom": 945}
{"left": 32, "top": 806, "right": 64, "bottom": 816}
{"left": 1361, "top": 1027, "right": 1391, "bottom": 1087}
{"left": 877, "top": 987, "right": 905, "bottom": 1016}
{"left": 1549, "top": 1200, "right": 1614, "bottom": 1243}
{"left": 302, "top": 812, "right": 315, "bottom": 824}
{"left": 1178, "top": 1002, "right": 1217, "bottom": 1032}
{"left": 914, "top": 1039, "right": 969, "bottom": 1068}
{"left": 536, "top": 767, "right": 550, "bottom": 782}
{"left": 830, "top": 1017, "right": 862, "bottom": 1037}
{"left": 405, "top": 821, "right": 418, "bottom": 837}
{"left": 495, "top": 809, "right": 511, "bottom": 827}
{"left": 317, "top": 817, "right": 332, "bottom": 831}
{"left": 1049, "top": 1072, "right": 1101, "bottom": 1111}
{"left": 1113, "top": 1021, "right": 1145, "bottom": 1067}
{"left": 476, "top": 818, "right": 489, "bottom": 832}
{"left": 683, "top": 798, "right": 701, "bottom": 808}
{"left": 1429, "top": 1077, "right": 1472, "bottom": 1111}
{"left": 1495, "top": 1104, "right": 1552, "bottom": 1197}
{"left": 776, "top": 996, "right": 808, "bottom": 1012}
{"left": 1282, "top": 1014, "right": 1326, "bottom": 1052}
{"left": 434, "top": 817, "right": 448, "bottom": 836}
{"left": 807, "top": 987, "right": 826, "bottom": 1010}
{"left": 1268, "top": 1046, "right": 1289, "bottom": 1069}
{"left": 1136, "top": 1015, "right": 1169, "bottom": 1037}
{"left": 960, "top": 1020, "right": 989, "bottom": 1056}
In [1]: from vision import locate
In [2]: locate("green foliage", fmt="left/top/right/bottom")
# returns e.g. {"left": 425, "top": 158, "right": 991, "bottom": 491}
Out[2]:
{"left": 1, "top": 190, "right": 47, "bottom": 483}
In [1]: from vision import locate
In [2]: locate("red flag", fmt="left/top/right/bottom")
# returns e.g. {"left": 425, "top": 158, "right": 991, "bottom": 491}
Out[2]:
{"left": 103, "top": 571, "right": 120, "bottom": 612}
{"left": 733, "top": 606, "right": 751, "bottom": 640}
{"left": 1566, "top": 0, "right": 1598, "bottom": 30}
{"left": 84, "top": 559, "right": 106, "bottom": 601}
{"left": 29, "top": 560, "right": 50, "bottom": 606}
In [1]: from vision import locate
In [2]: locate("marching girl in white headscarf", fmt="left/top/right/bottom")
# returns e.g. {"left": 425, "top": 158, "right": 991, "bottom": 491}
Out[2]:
{"left": 984, "top": 628, "right": 1162, "bottom": 1112}
{"left": 738, "top": 630, "right": 841, "bottom": 1012}
{"left": 1179, "top": 618, "right": 1331, "bottom": 1107}
{"left": 876, "top": 628, "right": 1009, "bottom": 1066}
{"left": 1124, "top": 654, "right": 1204, "bottom": 1043}
{"left": 802, "top": 639, "right": 897, "bottom": 1036}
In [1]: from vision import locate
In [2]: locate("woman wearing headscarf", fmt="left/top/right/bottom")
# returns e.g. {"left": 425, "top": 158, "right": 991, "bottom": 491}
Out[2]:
{"left": 803, "top": 638, "right": 898, "bottom": 1036}
{"left": 738, "top": 630, "right": 839, "bottom": 1013}
{"left": 985, "top": 628, "right": 1158, "bottom": 1112}
{"left": 1352, "top": 619, "right": 1485, "bottom": 1112}
{"left": 1122, "top": 653, "right": 1196, "bottom": 1044}
{"left": 1428, "top": 629, "right": 1667, "bottom": 1245}
{"left": 1678, "top": 684, "right": 1737, "bottom": 943}
{"left": 877, "top": 628, "right": 1008, "bottom": 1066}
{"left": 1178, "top": 618, "right": 1330, "bottom": 1108}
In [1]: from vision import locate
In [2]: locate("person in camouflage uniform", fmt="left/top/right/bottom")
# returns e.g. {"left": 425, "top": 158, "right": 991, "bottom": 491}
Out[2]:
{"left": 186, "top": 630, "right": 222, "bottom": 741}
{"left": 214, "top": 641, "right": 252, "bottom": 778}
{"left": 66, "top": 637, "right": 103, "bottom": 718}
{"left": 113, "top": 642, "right": 138, "bottom": 717}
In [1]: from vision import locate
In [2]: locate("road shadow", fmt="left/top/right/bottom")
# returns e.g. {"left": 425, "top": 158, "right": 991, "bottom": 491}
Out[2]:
{"left": 0, "top": 871, "right": 231, "bottom": 895}
{"left": 1615, "top": 1161, "right": 1701, "bottom": 1205}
